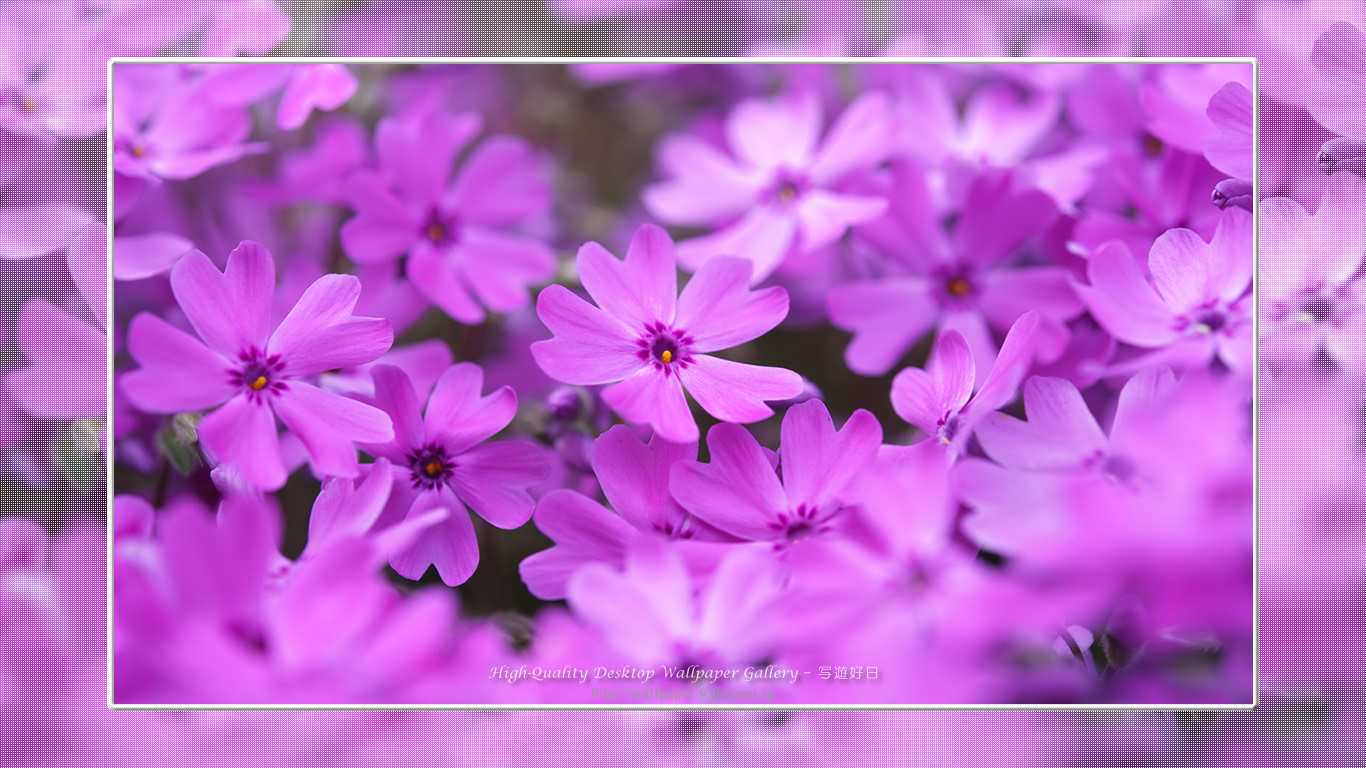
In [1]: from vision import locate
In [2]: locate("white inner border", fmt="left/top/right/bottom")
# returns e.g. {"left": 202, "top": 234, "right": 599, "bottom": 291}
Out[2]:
{"left": 104, "top": 56, "right": 1260, "bottom": 712}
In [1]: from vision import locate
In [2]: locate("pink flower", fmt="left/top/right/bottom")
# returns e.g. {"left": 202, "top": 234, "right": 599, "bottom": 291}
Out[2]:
{"left": 119, "top": 242, "right": 395, "bottom": 490}
{"left": 531, "top": 224, "right": 803, "bottom": 443}
{"left": 643, "top": 90, "right": 892, "bottom": 284}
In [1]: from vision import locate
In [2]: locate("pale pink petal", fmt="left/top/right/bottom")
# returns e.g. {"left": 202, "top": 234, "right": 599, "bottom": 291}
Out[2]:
{"left": 445, "top": 136, "right": 553, "bottom": 227}
{"left": 724, "top": 91, "right": 822, "bottom": 172}
{"left": 457, "top": 227, "right": 556, "bottom": 313}
{"left": 449, "top": 441, "right": 547, "bottom": 528}
{"left": 642, "top": 134, "right": 764, "bottom": 225}
{"left": 970, "top": 310, "right": 1039, "bottom": 415}
{"left": 675, "top": 256, "right": 788, "bottom": 353}
{"left": 170, "top": 242, "right": 275, "bottom": 357}
{"left": 120, "top": 313, "right": 235, "bottom": 413}
{"left": 670, "top": 422, "right": 786, "bottom": 540}
{"left": 1075, "top": 241, "right": 1179, "bottom": 346}
{"left": 112, "top": 232, "right": 195, "bottom": 281}
{"left": 678, "top": 355, "right": 802, "bottom": 425}
{"left": 826, "top": 278, "right": 938, "bottom": 376}
{"left": 424, "top": 363, "right": 517, "bottom": 455}
{"left": 976, "top": 377, "right": 1106, "bottom": 470}
{"left": 7, "top": 301, "right": 104, "bottom": 420}
{"left": 198, "top": 394, "right": 286, "bottom": 491}
{"left": 277, "top": 64, "right": 357, "bottom": 131}
{"left": 530, "top": 284, "right": 640, "bottom": 386}
{"left": 601, "top": 365, "right": 696, "bottom": 444}
{"left": 794, "top": 190, "right": 888, "bottom": 253}
{"left": 807, "top": 91, "right": 893, "bottom": 185}
{"left": 269, "top": 274, "right": 393, "bottom": 376}
{"left": 779, "top": 400, "right": 882, "bottom": 509}
{"left": 375, "top": 112, "right": 481, "bottom": 207}
{"left": 675, "top": 207, "right": 798, "bottom": 285}
{"left": 274, "top": 381, "right": 394, "bottom": 479}
{"left": 575, "top": 224, "right": 677, "bottom": 331}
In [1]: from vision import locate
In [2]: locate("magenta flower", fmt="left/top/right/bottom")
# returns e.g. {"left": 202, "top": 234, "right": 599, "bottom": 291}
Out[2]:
{"left": 1074, "top": 207, "right": 1253, "bottom": 374}
{"left": 119, "top": 241, "right": 395, "bottom": 490}
{"left": 566, "top": 540, "right": 786, "bottom": 669}
{"left": 531, "top": 224, "right": 803, "bottom": 443}
{"left": 1260, "top": 175, "right": 1366, "bottom": 371}
{"left": 358, "top": 364, "right": 549, "bottom": 586}
{"left": 340, "top": 110, "right": 556, "bottom": 324}
{"left": 890, "top": 310, "right": 1039, "bottom": 456}
{"left": 111, "top": 65, "right": 268, "bottom": 183}
{"left": 5, "top": 224, "right": 104, "bottom": 423}
{"left": 199, "top": 62, "right": 358, "bottom": 131}
{"left": 669, "top": 399, "right": 881, "bottom": 545}
{"left": 519, "top": 425, "right": 731, "bottom": 600}
{"left": 642, "top": 90, "right": 892, "bottom": 284}
{"left": 828, "top": 163, "right": 1079, "bottom": 379}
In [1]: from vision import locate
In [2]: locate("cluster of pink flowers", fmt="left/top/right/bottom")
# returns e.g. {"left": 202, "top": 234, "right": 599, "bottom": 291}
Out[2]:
{"left": 1, "top": 1, "right": 1363, "bottom": 766}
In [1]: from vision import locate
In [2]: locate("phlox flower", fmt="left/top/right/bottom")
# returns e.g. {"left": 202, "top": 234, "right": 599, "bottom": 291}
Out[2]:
{"left": 642, "top": 90, "right": 892, "bottom": 284}
{"left": 1259, "top": 174, "right": 1366, "bottom": 371}
{"left": 1074, "top": 207, "right": 1253, "bottom": 374}
{"left": 358, "top": 364, "right": 549, "bottom": 586}
{"left": 340, "top": 110, "right": 556, "bottom": 324}
{"left": 111, "top": 64, "right": 268, "bottom": 183}
{"left": 890, "top": 310, "right": 1039, "bottom": 456}
{"left": 519, "top": 424, "right": 731, "bottom": 601}
{"left": 566, "top": 540, "right": 786, "bottom": 669}
{"left": 669, "top": 398, "right": 881, "bottom": 545}
{"left": 828, "top": 162, "right": 1079, "bottom": 379}
{"left": 531, "top": 223, "right": 804, "bottom": 443}
{"left": 119, "top": 241, "right": 395, "bottom": 490}
{"left": 1310, "top": 22, "right": 1366, "bottom": 141}
{"left": 198, "top": 62, "right": 358, "bottom": 130}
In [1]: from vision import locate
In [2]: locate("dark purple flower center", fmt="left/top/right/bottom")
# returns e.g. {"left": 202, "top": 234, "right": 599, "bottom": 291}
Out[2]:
{"left": 421, "top": 209, "right": 460, "bottom": 246}
{"left": 228, "top": 347, "right": 286, "bottom": 403}
{"left": 653, "top": 516, "right": 697, "bottom": 540}
{"left": 937, "top": 413, "right": 961, "bottom": 445}
{"left": 768, "top": 503, "right": 833, "bottom": 543}
{"left": 1192, "top": 310, "right": 1227, "bottom": 334}
{"left": 1298, "top": 296, "right": 1335, "bottom": 324}
{"left": 408, "top": 443, "right": 453, "bottom": 490}
{"left": 636, "top": 322, "right": 695, "bottom": 376}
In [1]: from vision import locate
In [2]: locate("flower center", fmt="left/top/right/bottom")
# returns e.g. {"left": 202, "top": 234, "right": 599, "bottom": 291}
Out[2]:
{"left": 20, "top": 96, "right": 37, "bottom": 114}
{"left": 408, "top": 443, "right": 452, "bottom": 490}
{"left": 636, "top": 322, "right": 694, "bottom": 376}
{"left": 768, "top": 503, "right": 830, "bottom": 542}
{"left": 765, "top": 171, "right": 808, "bottom": 206}
{"left": 1141, "top": 133, "right": 1163, "bottom": 156}
{"left": 1191, "top": 310, "right": 1227, "bottom": 334}
{"left": 229, "top": 348, "right": 285, "bottom": 402}
{"left": 421, "top": 210, "right": 458, "bottom": 246}
{"left": 1297, "top": 296, "right": 1335, "bottom": 324}
{"left": 946, "top": 276, "right": 972, "bottom": 298}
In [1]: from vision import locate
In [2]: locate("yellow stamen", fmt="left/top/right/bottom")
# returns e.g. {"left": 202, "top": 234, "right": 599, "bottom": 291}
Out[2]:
{"left": 425, "top": 461, "right": 443, "bottom": 476}
{"left": 1297, "top": 311, "right": 1317, "bottom": 325}
{"left": 20, "top": 96, "right": 37, "bottom": 114}
{"left": 661, "top": 349, "right": 673, "bottom": 363}
{"left": 131, "top": 144, "right": 146, "bottom": 158}
{"left": 249, "top": 375, "right": 268, "bottom": 390}
{"left": 778, "top": 185, "right": 796, "bottom": 202}
{"left": 947, "top": 277, "right": 971, "bottom": 297}
{"left": 1193, "top": 323, "right": 1212, "bottom": 335}
{"left": 1142, "top": 134, "right": 1163, "bottom": 156}
{"left": 426, "top": 224, "right": 445, "bottom": 242}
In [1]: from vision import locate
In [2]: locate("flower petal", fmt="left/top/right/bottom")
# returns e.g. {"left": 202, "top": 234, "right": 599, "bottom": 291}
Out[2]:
{"left": 520, "top": 489, "right": 637, "bottom": 600}
{"left": 7, "top": 301, "right": 105, "bottom": 420}
{"left": 1076, "top": 241, "right": 1178, "bottom": 346}
{"left": 642, "top": 134, "right": 763, "bottom": 226}
{"left": 592, "top": 425, "right": 696, "bottom": 533}
{"left": 375, "top": 112, "right": 481, "bottom": 207}
{"left": 576, "top": 224, "right": 677, "bottom": 331}
{"left": 407, "top": 241, "right": 485, "bottom": 324}
{"left": 675, "top": 256, "right": 789, "bottom": 353}
{"left": 724, "top": 91, "right": 821, "bottom": 172}
{"left": 678, "top": 355, "right": 802, "bottom": 425}
{"left": 457, "top": 227, "right": 555, "bottom": 313}
{"left": 449, "top": 440, "right": 548, "bottom": 529}
{"left": 170, "top": 242, "right": 275, "bottom": 357}
{"left": 530, "top": 284, "right": 640, "bottom": 386}
{"left": 675, "top": 206, "right": 798, "bottom": 285}
{"left": 112, "top": 232, "right": 195, "bottom": 281}
{"left": 424, "top": 363, "right": 517, "bottom": 455}
{"left": 970, "top": 310, "right": 1039, "bottom": 415}
{"left": 274, "top": 381, "right": 394, "bottom": 479}
{"left": 670, "top": 422, "right": 786, "bottom": 540}
{"left": 975, "top": 376, "right": 1107, "bottom": 471}
{"left": 779, "top": 400, "right": 882, "bottom": 510}
{"left": 388, "top": 489, "right": 479, "bottom": 586}
{"left": 445, "top": 136, "right": 552, "bottom": 226}
{"left": 354, "top": 364, "right": 425, "bottom": 461}
{"left": 277, "top": 63, "right": 357, "bottom": 131}
{"left": 807, "top": 91, "right": 894, "bottom": 184}
{"left": 198, "top": 394, "right": 286, "bottom": 491}
{"left": 120, "top": 313, "right": 235, "bottom": 413}
{"left": 826, "top": 278, "right": 938, "bottom": 376}
{"left": 602, "top": 365, "right": 697, "bottom": 444}
{"left": 794, "top": 190, "right": 888, "bottom": 253}
{"left": 269, "top": 274, "right": 393, "bottom": 376}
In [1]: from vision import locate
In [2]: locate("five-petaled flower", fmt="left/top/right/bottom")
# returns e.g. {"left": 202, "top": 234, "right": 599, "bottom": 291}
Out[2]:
{"left": 120, "top": 241, "right": 396, "bottom": 490}
{"left": 530, "top": 223, "right": 805, "bottom": 443}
